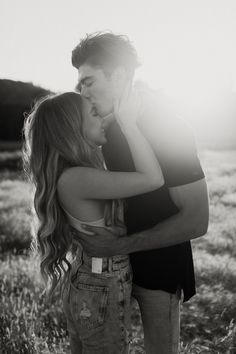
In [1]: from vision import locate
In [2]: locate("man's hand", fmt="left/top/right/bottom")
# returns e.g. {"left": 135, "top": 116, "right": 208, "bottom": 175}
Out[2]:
{"left": 71, "top": 225, "right": 123, "bottom": 257}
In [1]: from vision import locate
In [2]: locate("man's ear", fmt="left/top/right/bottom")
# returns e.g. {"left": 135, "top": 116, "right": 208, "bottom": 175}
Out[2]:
{"left": 111, "top": 66, "right": 126, "bottom": 85}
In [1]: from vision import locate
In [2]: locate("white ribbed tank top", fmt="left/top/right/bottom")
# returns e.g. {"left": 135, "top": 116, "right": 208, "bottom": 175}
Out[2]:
{"left": 61, "top": 206, "right": 106, "bottom": 231}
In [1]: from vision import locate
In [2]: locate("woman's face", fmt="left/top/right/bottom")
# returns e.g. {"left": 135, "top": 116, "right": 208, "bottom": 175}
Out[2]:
{"left": 82, "top": 98, "right": 107, "bottom": 146}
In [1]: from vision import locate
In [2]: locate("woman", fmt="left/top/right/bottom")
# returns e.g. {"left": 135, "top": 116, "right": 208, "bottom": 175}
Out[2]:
{"left": 23, "top": 88, "right": 164, "bottom": 353}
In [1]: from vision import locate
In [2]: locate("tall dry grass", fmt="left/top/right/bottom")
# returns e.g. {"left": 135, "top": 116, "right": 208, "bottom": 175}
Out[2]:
{"left": 0, "top": 149, "right": 235, "bottom": 353}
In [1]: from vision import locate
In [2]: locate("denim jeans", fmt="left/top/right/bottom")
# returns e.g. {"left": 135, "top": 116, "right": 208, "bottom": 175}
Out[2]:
{"left": 63, "top": 252, "right": 132, "bottom": 354}
{"left": 132, "top": 284, "right": 181, "bottom": 354}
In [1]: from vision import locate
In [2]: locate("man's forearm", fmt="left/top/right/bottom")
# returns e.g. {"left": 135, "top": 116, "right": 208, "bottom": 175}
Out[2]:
{"left": 117, "top": 210, "right": 208, "bottom": 254}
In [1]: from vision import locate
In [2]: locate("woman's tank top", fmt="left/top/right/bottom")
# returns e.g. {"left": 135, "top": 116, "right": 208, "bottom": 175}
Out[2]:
{"left": 62, "top": 205, "right": 128, "bottom": 274}
{"left": 61, "top": 206, "right": 108, "bottom": 273}
{"left": 62, "top": 206, "right": 106, "bottom": 232}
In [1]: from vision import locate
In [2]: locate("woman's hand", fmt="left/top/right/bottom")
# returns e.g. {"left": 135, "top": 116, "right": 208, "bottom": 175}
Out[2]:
{"left": 114, "top": 84, "right": 144, "bottom": 129}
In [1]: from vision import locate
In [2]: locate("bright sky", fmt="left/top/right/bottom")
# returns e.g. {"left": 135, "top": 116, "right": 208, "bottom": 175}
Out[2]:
{"left": 1, "top": 0, "right": 236, "bottom": 96}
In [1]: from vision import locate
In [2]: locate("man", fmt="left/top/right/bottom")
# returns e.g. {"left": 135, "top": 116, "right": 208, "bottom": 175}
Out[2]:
{"left": 71, "top": 32, "right": 209, "bottom": 353}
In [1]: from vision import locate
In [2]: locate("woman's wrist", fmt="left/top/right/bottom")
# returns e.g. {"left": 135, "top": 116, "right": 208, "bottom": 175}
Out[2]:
{"left": 117, "top": 119, "right": 137, "bottom": 134}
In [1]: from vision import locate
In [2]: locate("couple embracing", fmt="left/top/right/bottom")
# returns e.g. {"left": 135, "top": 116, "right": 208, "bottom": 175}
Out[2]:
{"left": 24, "top": 32, "right": 209, "bottom": 354}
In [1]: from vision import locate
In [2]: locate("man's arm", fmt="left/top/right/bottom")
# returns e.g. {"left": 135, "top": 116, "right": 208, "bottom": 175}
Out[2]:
{"left": 117, "top": 177, "right": 209, "bottom": 254}
{"left": 77, "top": 177, "right": 208, "bottom": 257}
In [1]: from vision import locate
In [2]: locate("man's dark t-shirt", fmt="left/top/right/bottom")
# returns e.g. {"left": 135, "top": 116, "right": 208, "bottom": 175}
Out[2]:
{"left": 102, "top": 91, "right": 205, "bottom": 302}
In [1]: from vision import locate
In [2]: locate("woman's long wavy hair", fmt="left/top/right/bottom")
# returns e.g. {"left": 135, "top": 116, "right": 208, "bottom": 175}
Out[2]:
{"left": 23, "top": 92, "right": 121, "bottom": 297}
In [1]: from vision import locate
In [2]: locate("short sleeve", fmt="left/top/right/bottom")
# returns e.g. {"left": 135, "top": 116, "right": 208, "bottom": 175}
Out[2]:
{"left": 156, "top": 116, "right": 205, "bottom": 187}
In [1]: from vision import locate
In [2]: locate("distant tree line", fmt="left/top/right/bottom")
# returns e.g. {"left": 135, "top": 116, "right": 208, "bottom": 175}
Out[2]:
{"left": 0, "top": 79, "right": 235, "bottom": 147}
{"left": 0, "top": 79, "right": 52, "bottom": 142}
{"left": 0, "top": 104, "right": 30, "bottom": 140}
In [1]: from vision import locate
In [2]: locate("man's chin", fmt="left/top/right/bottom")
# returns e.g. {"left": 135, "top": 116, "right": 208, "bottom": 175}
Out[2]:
{"left": 101, "top": 137, "right": 107, "bottom": 145}
{"left": 96, "top": 137, "right": 107, "bottom": 147}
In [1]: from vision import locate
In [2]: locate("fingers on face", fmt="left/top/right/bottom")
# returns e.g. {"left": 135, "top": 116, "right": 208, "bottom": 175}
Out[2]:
{"left": 117, "top": 82, "right": 132, "bottom": 109}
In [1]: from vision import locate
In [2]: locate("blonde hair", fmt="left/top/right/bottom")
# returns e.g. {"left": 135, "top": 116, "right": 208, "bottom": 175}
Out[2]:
{"left": 23, "top": 92, "right": 121, "bottom": 297}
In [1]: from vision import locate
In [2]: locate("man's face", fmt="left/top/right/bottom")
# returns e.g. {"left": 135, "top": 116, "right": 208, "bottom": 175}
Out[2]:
{"left": 78, "top": 64, "right": 115, "bottom": 117}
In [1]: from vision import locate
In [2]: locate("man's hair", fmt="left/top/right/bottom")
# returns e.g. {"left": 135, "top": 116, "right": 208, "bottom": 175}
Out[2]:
{"left": 72, "top": 31, "right": 140, "bottom": 78}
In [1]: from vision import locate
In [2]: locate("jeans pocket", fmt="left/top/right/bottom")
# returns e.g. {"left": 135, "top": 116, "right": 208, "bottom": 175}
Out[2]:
{"left": 70, "top": 276, "right": 109, "bottom": 333}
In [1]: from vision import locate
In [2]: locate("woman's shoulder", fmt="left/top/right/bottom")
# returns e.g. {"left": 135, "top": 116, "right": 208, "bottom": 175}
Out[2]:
{"left": 59, "top": 166, "right": 96, "bottom": 180}
{"left": 57, "top": 166, "right": 97, "bottom": 192}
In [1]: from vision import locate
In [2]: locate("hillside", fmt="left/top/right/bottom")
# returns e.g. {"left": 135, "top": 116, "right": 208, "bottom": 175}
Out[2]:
{"left": 0, "top": 79, "right": 51, "bottom": 104}
{"left": 0, "top": 79, "right": 52, "bottom": 142}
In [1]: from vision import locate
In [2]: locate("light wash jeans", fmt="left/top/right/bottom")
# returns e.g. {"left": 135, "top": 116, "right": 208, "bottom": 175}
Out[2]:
{"left": 63, "top": 252, "right": 132, "bottom": 354}
{"left": 132, "top": 284, "right": 181, "bottom": 354}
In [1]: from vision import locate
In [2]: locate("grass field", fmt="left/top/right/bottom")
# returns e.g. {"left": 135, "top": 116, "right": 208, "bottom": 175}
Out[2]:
{"left": 0, "top": 148, "right": 235, "bottom": 354}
